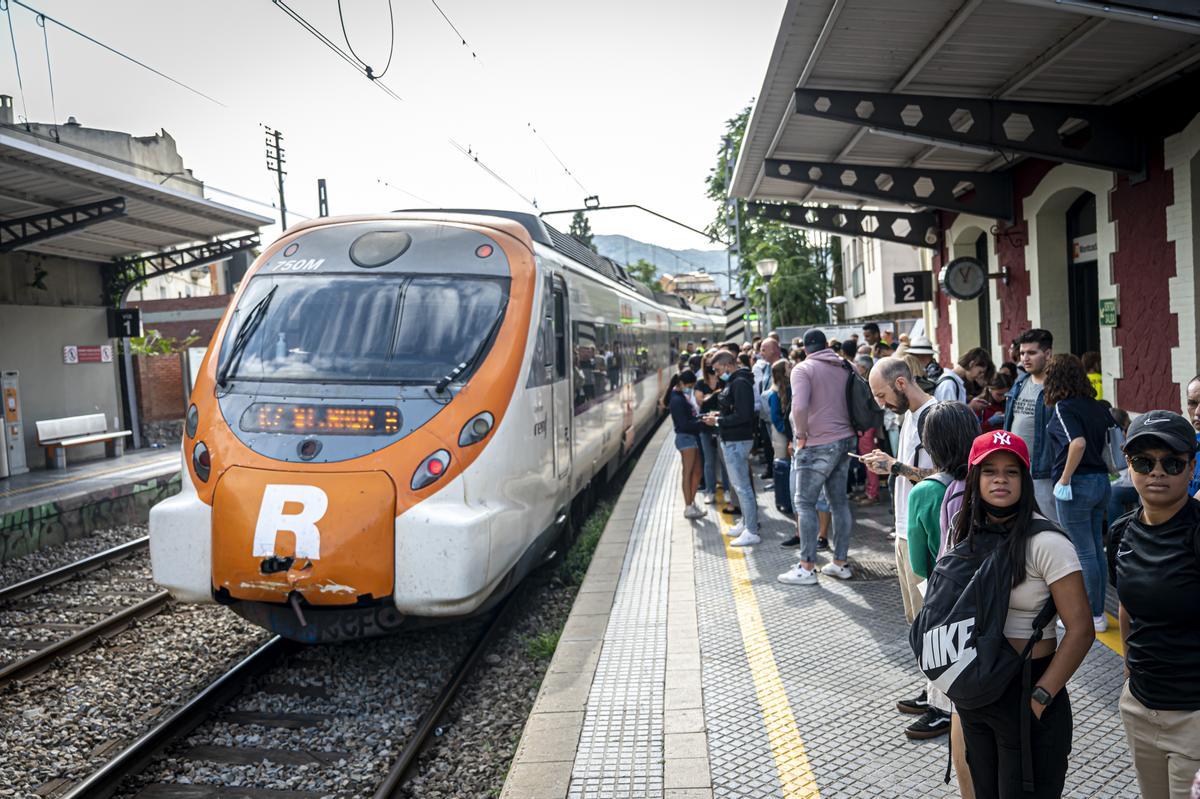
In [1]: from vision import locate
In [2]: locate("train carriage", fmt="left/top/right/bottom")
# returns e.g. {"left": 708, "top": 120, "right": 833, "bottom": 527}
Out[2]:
{"left": 149, "top": 210, "right": 716, "bottom": 642}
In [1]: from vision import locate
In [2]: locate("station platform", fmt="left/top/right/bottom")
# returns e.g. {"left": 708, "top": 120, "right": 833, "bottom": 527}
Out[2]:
{"left": 0, "top": 447, "right": 179, "bottom": 562}
{"left": 501, "top": 425, "right": 1136, "bottom": 799}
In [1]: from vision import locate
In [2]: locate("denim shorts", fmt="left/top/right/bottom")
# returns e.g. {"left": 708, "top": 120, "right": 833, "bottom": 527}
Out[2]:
{"left": 674, "top": 432, "right": 700, "bottom": 451}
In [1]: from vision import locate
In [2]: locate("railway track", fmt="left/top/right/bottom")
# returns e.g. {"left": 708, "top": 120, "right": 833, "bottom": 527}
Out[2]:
{"left": 54, "top": 595, "right": 514, "bottom": 799}
{"left": 0, "top": 537, "right": 170, "bottom": 688}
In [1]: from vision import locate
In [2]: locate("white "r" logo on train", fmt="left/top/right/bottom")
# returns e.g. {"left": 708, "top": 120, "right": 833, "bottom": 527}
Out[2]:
{"left": 253, "top": 484, "right": 328, "bottom": 560}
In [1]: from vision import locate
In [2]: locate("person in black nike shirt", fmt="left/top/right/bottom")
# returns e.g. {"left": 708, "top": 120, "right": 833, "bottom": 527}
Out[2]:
{"left": 1108, "top": 410, "right": 1200, "bottom": 799}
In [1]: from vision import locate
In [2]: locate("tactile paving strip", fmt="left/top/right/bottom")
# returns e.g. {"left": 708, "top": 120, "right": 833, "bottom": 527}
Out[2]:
{"left": 692, "top": 478, "right": 1138, "bottom": 798}
{"left": 568, "top": 441, "right": 677, "bottom": 798}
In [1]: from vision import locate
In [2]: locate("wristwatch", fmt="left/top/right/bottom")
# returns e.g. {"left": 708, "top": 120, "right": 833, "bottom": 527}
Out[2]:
{"left": 889, "top": 460, "right": 902, "bottom": 477}
{"left": 1031, "top": 686, "right": 1052, "bottom": 706}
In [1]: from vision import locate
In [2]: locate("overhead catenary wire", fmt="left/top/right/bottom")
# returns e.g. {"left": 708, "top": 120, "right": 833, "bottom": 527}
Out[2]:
{"left": 35, "top": 13, "right": 57, "bottom": 136}
{"left": 429, "top": 0, "right": 479, "bottom": 62}
{"left": 8, "top": 0, "right": 225, "bottom": 106}
{"left": 336, "top": 0, "right": 394, "bottom": 80}
{"left": 528, "top": 123, "right": 589, "bottom": 196}
{"left": 377, "top": 178, "right": 435, "bottom": 207}
{"left": 2, "top": 0, "right": 30, "bottom": 125}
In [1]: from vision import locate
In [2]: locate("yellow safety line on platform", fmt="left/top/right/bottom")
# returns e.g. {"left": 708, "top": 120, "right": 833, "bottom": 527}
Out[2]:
{"left": 717, "top": 503, "right": 821, "bottom": 799}
{"left": 0, "top": 456, "right": 176, "bottom": 499}
{"left": 1095, "top": 612, "right": 1123, "bottom": 657}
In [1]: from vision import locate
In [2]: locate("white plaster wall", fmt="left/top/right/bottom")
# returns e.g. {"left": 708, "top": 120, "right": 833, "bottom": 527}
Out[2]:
{"left": 1021, "top": 165, "right": 1121, "bottom": 404}
{"left": 1164, "top": 113, "right": 1200, "bottom": 413}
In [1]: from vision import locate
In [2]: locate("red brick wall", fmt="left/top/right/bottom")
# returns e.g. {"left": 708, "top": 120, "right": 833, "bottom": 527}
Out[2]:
{"left": 133, "top": 353, "right": 185, "bottom": 422}
{"left": 1111, "top": 142, "right": 1179, "bottom": 410}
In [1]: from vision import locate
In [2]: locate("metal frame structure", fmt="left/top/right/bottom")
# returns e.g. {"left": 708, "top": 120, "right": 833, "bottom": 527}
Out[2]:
{"left": 764, "top": 157, "right": 1015, "bottom": 221}
{"left": 0, "top": 197, "right": 126, "bottom": 253}
{"left": 103, "top": 233, "right": 260, "bottom": 303}
{"left": 792, "top": 87, "right": 1144, "bottom": 173}
{"left": 746, "top": 202, "right": 941, "bottom": 249}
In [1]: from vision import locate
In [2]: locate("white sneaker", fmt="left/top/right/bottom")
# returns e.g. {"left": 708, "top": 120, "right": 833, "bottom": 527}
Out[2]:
{"left": 762, "top": 480, "right": 774, "bottom": 490}
{"left": 703, "top": 493, "right": 716, "bottom": 505}
{"left": 821, "top": 562, "right": 853, "bottom": 580}
{"left": 725, "top": 520, "right": 745, "bottom": 538}
{"left": 1093, "top": 615, "right": 1109, "bottom": 633}
{"left": 730, "top": 530, "right": 762, "bottom": 547}
{"left": 683, "top": 504, "right": 705, "bottom": 519}
{"left": 777, "top": 563, "right": 818, "bottom": 585}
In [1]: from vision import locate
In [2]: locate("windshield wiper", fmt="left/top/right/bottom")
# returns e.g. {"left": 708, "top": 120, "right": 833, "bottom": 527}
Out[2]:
{"left": 217, "top": 285, "right": 278, "bottom": 388}
{"left": 435, "top": 308, "right": 506, "bottom": 394}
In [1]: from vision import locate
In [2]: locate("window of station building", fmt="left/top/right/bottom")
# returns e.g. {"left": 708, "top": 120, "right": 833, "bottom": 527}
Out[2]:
{"left": 852, "top": 262, "right": 865, "bottom": 297}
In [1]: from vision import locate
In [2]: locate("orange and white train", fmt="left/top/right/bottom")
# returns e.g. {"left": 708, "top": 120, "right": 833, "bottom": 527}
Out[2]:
{"left": 149, "top": 210, "right": 719, "bottom": 642}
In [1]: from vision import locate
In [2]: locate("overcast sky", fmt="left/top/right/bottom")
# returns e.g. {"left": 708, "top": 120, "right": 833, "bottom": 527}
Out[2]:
{"left": 2, "top": 0, "right": 784, "bottom": 251}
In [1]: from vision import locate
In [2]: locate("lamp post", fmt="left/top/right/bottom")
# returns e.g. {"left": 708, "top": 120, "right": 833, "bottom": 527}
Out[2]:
{"left": 755, "top": 258, "right": 778, "bottom": 335}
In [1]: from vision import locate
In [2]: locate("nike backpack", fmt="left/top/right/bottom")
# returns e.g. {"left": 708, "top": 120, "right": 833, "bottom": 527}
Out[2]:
{"left": 909, "top": 517, "right": 1061, "bottom": 710}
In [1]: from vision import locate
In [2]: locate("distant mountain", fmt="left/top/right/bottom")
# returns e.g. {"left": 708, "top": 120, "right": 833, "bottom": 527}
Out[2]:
{"left": 593, "top": 234, "right": 732, "bottom": 295}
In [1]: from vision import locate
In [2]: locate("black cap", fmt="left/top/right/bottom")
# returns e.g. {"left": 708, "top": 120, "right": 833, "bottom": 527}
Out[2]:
{"left": 803, "top": 328, "right": 827, "bottom": 352}
{"left": 1124, "top": 410, "right": 1199, "bottom": 455}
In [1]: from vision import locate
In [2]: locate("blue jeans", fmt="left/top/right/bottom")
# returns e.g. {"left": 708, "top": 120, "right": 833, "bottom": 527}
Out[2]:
{"left": 1056, "top": 472, "right": 1111, "bottom": 617}
{"left": 1108, "top": 483, "right": 1138, "bottom": 527}
{"left": 793, "top": 436, "right": 856, "bottom": 564}
{"left": 700, "top": 430, "right": 728, "bottom": 498}
{"left": 721, "top": 439, "right": 758, "bottom": 534}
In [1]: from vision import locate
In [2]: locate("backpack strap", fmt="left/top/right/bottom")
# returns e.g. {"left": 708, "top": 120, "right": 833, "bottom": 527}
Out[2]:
{"left": 1018, "top": 513, "right": 1064, "bottom": 793}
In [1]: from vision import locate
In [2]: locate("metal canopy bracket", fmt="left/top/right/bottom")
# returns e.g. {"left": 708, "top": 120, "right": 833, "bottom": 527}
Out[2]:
{"left": 103, "top": 233, "right": 260, "bottom": 303}
{"left": 765, "top": 157, "right": 1015, "bottom": 221}
{"left": 0, "top": 197, "right": 127, "bottom": 253}
{"left": 746, "top": 202, "right": 941, "bottom": 249}
{"left": 793, "top": 87, "right": 1143, "bottom": 173}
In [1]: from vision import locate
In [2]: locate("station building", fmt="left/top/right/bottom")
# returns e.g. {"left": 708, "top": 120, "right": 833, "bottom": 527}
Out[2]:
{"left": 732, "top": 0, "right": 1200, "bottom": 414}
{"left": 0, "top": 96, "right": 268, "bottom": 476}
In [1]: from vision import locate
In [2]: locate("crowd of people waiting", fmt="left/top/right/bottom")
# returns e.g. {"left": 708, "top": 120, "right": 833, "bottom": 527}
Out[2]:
{"left": 664, "top": 324, "right": 1200, "bottom": 799}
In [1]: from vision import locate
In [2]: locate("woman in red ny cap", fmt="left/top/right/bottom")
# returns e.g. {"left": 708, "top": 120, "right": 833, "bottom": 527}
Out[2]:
{"left": 951, "top": 431, "right": 1094, "bottom": 798}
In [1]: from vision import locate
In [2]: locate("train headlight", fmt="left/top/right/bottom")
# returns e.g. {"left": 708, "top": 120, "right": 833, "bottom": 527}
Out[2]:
{"left": 411, "top": 449, "right": 451, "bottom": 490}
{"left": 458, "top": 412, "right": 494, "bottom": 447}
{"left": 192, "top": 441, "right": 211, "bottom": 482}
{"left": 185, "top": 404, "right": 199, "bottom": 438}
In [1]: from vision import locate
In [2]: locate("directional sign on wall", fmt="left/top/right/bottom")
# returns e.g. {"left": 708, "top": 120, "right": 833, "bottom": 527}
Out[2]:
{"left": 893, "top": 272, "right": 934, "bottom": 304}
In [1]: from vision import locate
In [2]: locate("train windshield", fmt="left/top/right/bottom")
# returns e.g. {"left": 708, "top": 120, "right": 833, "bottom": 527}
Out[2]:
{"left": 217, "top": 274, "right": 509, "bottom": 385}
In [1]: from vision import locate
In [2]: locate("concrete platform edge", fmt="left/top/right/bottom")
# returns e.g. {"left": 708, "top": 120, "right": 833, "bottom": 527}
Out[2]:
{"left": 500, "top": 422, "right": 671, "bottom": 799}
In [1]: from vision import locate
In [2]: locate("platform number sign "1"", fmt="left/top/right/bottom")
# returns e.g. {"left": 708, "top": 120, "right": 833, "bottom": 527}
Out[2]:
{"left": 107, "top": 308, "right": 142, "bottom": 338}
{"left": 893, "top": 272, "right": 933, "bottom": 304}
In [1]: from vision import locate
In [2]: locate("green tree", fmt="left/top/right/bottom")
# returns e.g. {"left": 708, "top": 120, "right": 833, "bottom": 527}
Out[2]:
{"left": 706, "top": 106, "right": 833, "bottom": 327}
{"left": 626, "top": 258, "right": 659, "bottom": 290}
{"left": 569, "top": 211, "right": 597, "bottom": 252}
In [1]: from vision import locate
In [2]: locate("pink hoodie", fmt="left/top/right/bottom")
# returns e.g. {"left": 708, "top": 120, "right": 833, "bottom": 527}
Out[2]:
{"left": 790, "top": 348, "right": 855, "bottom": 446}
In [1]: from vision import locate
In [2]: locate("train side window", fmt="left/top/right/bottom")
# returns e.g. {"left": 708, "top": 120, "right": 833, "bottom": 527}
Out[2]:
{"left": 552, "top": 280, "right": 567, "bottom": 380}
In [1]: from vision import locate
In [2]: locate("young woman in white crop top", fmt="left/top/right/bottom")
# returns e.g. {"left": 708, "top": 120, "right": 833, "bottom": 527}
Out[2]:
{"left": 949, "top": 431, "right": 1095, "bottom": 799}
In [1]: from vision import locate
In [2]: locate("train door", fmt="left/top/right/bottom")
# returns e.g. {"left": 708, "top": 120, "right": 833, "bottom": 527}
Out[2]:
{"left": 550, "top": 276, "right": 572, "bottom": 480}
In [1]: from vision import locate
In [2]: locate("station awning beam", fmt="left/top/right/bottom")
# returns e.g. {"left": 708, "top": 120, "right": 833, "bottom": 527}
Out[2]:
{"left": 765, "top": 158, "right": 1015, "bottom": 221}
{"left": 746, "top": 202, "right": 941, "bottom": 249}
{"left": 793, "top": 87, "right": 1143, "bottom": 173}
{"left": 103, "top": 233, "right": 260, "bottom": 303}
{"left": 0, "top": 197, "right": 127, "bottom": 253}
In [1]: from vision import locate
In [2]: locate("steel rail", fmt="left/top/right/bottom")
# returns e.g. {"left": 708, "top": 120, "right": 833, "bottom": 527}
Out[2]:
{"left": 373, "top": 594, "right": 516, "bottom": 798}
{"left": 59, "top": 635, "right": 294, "bottom": 799}
{"left": 0, "top": 536, "right": 149, "bottom": 604}
{"left": 0, "top": 589, "right": 170, "bottom": 687}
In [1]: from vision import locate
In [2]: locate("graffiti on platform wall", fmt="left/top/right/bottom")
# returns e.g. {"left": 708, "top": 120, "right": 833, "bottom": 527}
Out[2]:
{"left": 0, "top": 473, "right": 181, "bottom": 563}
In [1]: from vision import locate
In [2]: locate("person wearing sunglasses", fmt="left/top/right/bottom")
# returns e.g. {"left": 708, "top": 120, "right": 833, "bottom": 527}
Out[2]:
{"left": 1108, "top": 410, "right": 1200, "bottom": 799}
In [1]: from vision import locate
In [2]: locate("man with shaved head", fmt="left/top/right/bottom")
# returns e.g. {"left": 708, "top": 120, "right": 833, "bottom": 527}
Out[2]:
{"left": 864, "top": 357, "right": 947, "bottom": 739}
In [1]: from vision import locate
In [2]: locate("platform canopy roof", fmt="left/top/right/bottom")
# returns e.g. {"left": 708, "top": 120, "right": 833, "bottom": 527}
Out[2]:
{"left": 0, "top": 130, "right": 271, "bottom": 261}
{"left": 732, "top": 0, "right": 1200, "bottom": 220}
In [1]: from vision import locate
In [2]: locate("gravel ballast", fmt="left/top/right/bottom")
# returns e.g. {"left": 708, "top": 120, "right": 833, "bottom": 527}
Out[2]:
{"left": 0, "top": 524, "right": 146, "bottom": 590}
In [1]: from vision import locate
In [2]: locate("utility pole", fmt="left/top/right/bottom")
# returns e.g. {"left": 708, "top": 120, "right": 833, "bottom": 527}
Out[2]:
{"left": 264, "top": 126, "right": 287, "bottom": 229}
{"left": 317, "top": 178, "right": 329, "bottom": 217}
{"left": 723, "top": 136, "right": 745, "bottom": 301}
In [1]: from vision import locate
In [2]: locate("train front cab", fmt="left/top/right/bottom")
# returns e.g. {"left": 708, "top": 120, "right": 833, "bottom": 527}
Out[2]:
{"left": 150, "top": 214, "right": 570, "bottom": 641}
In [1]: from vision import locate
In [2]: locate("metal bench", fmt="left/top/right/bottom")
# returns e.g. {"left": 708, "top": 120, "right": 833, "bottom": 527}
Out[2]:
{"left": 35, "top": 413, "right": 133, "bottom": 469}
